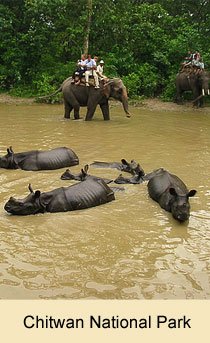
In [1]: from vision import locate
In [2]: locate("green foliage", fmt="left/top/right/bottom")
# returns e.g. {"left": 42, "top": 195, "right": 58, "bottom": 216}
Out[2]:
{"left": 160, "top": 73, "right": 177, "bottom": 101}
{"left": 32, "top": 73, "right": 55, "bottom": 95}
{"left": 0, "top": 0, "right": 209, "bottom": 100}
{"left": 123, "top": 64, "right": 159, "bottom": 97}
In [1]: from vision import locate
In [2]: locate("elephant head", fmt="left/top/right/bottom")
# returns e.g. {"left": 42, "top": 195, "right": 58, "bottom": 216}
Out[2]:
{"left": 103, "top": 78, "right": 131, "bottom": 117}
{"left": 198, "top": 70, "right": 210, "bottom": 96}
{"left": 191, "top": 70, "right": 210, "bottom": 105}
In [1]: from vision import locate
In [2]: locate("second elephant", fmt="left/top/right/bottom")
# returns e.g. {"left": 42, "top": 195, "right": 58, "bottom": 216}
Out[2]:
{"left": 175, "top": 69, "right": 210, "bottom": 107}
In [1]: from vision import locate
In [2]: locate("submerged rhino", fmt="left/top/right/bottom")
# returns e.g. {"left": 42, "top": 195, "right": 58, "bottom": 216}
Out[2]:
{"left": 0, "top": 146, "right": 79, "bottom": 171}
{"left": 4, "top": 179, "right": 115, "bottom": 215}
{"left": 114, "top": 171, "right": 145, "bottom": 184}
{"left": 147, "top": 169, "right": 196, "bottom": 222}
{"left": 114, "top": 168, "right": 165, "bottom": 184}
{"left": 91, "top": 159, "right": 145, "bottom": 175}
{"left": 61, "top": 164, "right": 113, "bottom": 184}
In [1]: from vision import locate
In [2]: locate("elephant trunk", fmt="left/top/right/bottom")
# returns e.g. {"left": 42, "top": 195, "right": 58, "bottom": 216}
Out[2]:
{"left": 122, "top": 88, "right": 131, "bottom": 118}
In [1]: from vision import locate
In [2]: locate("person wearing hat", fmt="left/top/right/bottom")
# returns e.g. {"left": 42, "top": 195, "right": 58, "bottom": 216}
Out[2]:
{"left": 96, "top": 60, "right": 107, "bottom": 81}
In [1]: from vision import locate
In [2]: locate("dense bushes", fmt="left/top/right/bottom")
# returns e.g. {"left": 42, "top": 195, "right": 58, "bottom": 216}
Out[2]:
{"left": 0, "top": 0, "right": 209, "bottom": 100}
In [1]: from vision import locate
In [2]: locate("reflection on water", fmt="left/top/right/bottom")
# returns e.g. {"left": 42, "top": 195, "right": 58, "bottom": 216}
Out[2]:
{"left": 0, "top": 102, "right": 209, "bottom": 299}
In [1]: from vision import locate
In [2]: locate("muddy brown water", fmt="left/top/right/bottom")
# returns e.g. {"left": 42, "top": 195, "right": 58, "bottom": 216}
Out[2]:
{"left": 0, "top": 102, "right": 209, "bottom": 299}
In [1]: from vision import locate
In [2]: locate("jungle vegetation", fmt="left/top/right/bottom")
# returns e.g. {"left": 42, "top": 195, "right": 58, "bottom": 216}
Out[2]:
{"left": 0, "top": 0, "right": 209, "bottom": 100}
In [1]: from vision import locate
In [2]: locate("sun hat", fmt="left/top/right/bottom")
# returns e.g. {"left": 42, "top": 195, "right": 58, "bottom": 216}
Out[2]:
{"left": 99, "top": 60, "right": 104, "bottom": 64}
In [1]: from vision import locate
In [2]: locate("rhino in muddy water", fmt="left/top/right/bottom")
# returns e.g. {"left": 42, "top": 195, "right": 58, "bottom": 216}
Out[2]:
{"left": 0, "top": 146, "right": 79, "bottom": 171}
{"left": 91, "top": 159, "right": 145, "bottom": 176}
{"left": 4, "top": 179, "right": 115, "bottom": 215}
{"left": 147, "top": 169, "right": 196, "bottom": 222}
{"left": 61, "top": 164, "right": 113, "bottom": 184}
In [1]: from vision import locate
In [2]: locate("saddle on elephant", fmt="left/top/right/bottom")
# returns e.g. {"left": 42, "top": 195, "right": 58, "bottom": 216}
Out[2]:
{"left": 73, "top": 75, "right": 110, "bottom": 87}
{"left": 179, "top": 64, "right": 203, "bottom": 75}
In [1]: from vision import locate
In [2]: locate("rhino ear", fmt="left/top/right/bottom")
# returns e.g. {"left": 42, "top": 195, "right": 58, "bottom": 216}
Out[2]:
{"left": 7, "top": 148, "right": 13, "bottom": 156}
{"left": 121, "top": 159, "right": 129, "bottom": 166}
{"left": 188, "top": 189, "right": 197, "bottom": 197}
{"left": 34, "top": 190, "right": 41, "bottom": 198}
{"left": 81, "top": 166, "right": 88, "bottom": 180}
{"left": 28, "top": 184, "right": 34, "bottom": 193}
{"left": 7, "top": 146, "right": 14, "bottom": 155}
{"left": 83, "top": 164, "right": 89, "bottom": 174}
{"left": 169, "top": 188, "right": 177, "bottom": 196}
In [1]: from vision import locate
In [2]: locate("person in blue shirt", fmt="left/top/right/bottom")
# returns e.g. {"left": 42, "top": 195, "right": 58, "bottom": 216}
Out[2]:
{"left": 84, "top": 55, "right": 100, "bottom": 88}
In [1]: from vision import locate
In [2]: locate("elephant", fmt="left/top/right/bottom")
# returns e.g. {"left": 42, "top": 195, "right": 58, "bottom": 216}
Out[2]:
{"left": 175, "top": 69, "right": 210, "bottom": 107}
{"left": 147, "top": 169, "right": 196, "bottom": 222}
{"left": 4, "top": 179, "right": 115, "bottom": 215}
{"left": 39, "top": 77, "right": 131, "bottom": 120}
{"left": 0, "top": 146, "right": 79, "bottom": 171}
{"left": 60, "top": 164, "right": 113, "bottom": 184}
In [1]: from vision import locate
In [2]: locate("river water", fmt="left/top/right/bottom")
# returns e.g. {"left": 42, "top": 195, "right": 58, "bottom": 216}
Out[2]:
{"left": 0, "top": 101, "right": 209, "bottom": 299}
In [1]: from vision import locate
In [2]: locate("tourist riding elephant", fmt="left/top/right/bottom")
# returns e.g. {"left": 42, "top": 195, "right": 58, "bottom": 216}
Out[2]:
{"left": 39, "top": 77, "right": 131, "bottom": 120}
{"left": 175, "top": 69, "right": 210, "bottom": 107}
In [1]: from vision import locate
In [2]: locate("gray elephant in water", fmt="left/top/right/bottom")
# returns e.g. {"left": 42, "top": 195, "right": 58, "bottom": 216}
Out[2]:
{"left": 39, "top": 77, "right": 131, "bottom": 121}
{"left": 175, "top": 69, "right": 210, "bottom": 107}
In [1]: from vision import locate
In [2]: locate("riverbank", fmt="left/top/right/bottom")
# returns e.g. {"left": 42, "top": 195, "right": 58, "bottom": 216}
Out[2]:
{"left": 0, "top": 93, "right": 209, "bottom": 113}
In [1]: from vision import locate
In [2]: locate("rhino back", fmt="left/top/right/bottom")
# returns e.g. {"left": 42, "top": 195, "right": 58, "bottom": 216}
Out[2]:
{"left": 63, "top": 179, "right": 115, "bottom": 210}
{"left": 14, "top": 150, "right": 39, "bottom": 170}
{"left": 36, "top": 147, "right": 79, "bottom": 170}
{"left": 42, "top": 188, "right": 70, "bottom": 212}
{"left": 148, "top": 171, "right": 189, "bottom": 201}
{"left": 147, "top": 171, "right": 172, "bottom": 201}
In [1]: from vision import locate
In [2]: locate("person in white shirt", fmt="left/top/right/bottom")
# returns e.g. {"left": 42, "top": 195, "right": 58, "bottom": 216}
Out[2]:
{"left": 72, "top": 54, "right": 87, "bottom": 85}
{"left": 85, "top": 55, "right": 100, "bottom": 88}
{"left": 96, "top": 60, "right": 107, "bottom": 80}
{"left": 192, "top": 51, "right": 204, "bottom": 70}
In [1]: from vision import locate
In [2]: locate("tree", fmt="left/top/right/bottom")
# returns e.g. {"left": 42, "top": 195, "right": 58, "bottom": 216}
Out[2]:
{"left": 83, "top": 0, "right": 93, "bottom": 54}
{"left": 0, "top": 0, "right": 209, "bottom": 99}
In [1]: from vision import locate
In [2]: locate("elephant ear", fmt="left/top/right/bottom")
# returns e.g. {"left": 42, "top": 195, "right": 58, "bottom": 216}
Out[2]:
{"left": 102, "top": 81, "right": 112, "bottom": 98}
